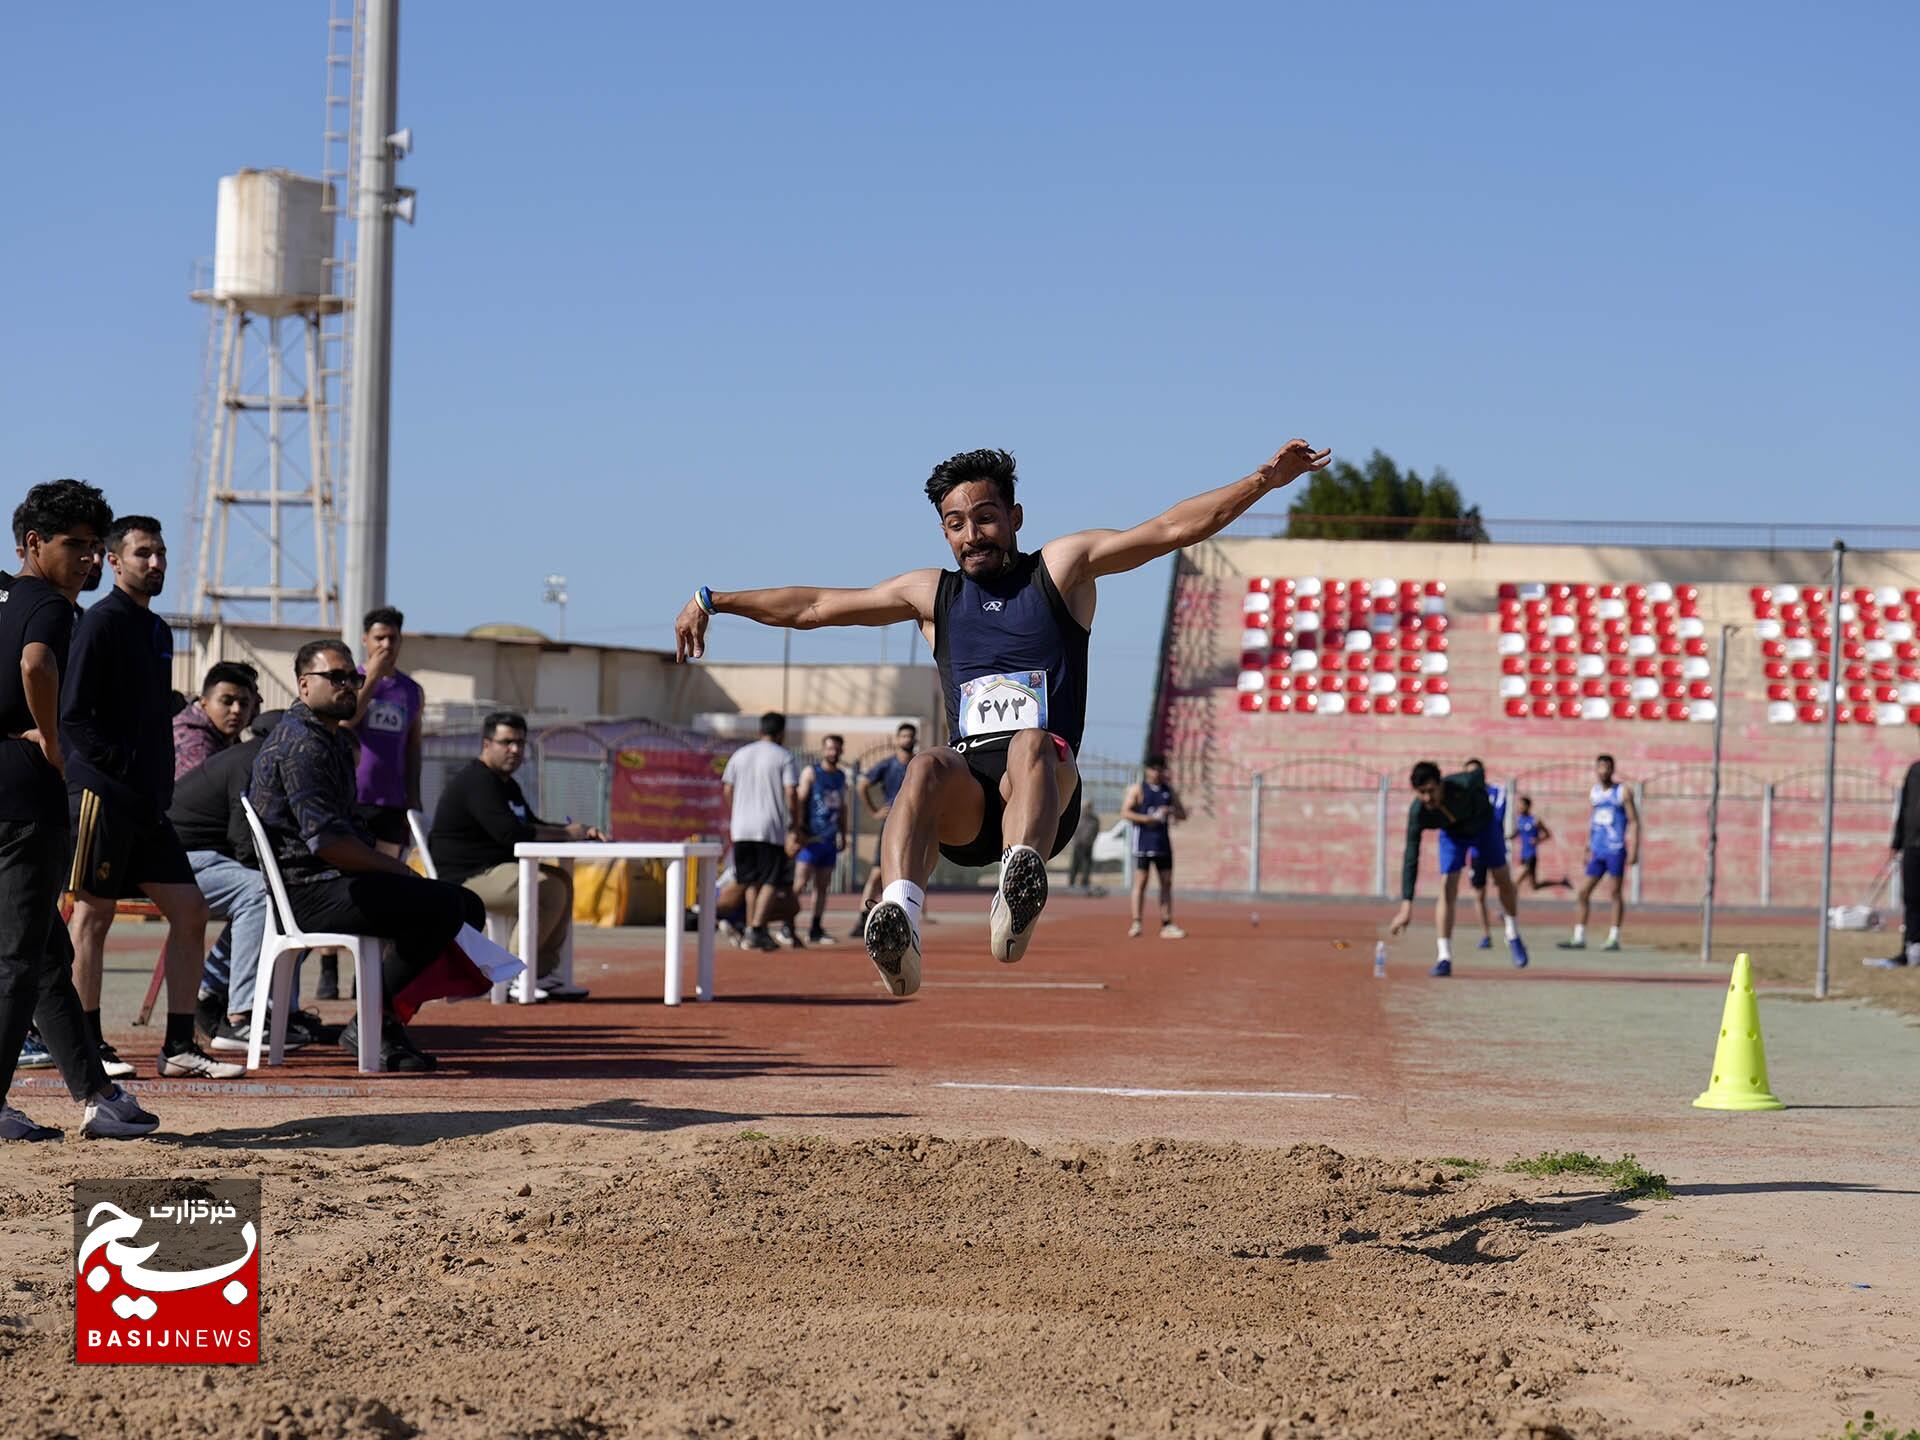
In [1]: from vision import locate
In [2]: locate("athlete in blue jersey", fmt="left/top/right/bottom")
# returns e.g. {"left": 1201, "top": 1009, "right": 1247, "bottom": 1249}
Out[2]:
{"left": 674, "top": 439, "right": 1331, "bottom": 995}
{"left": 1511, "top": 795, "right": 1571, "bottom": 892}
{"left": 794, "top": 734, "right": 851, "bottom": 947}
{"left": 851, "top": 721, "right": 919, "bottom": 937}
{"left": 1558, "top": 753, "right": 1641, "bottom": 952}
{"left": 1123, "top": 754, "right": 1187, "bottom": 939}
{"left": 1461, "top": 758, "right": 1507, "bottom": 949}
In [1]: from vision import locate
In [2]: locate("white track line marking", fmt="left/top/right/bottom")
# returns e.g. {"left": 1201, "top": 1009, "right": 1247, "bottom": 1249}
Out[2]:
{"left": 916, "top": 980, "right": 1108, "bottom": 990}
{"left": 936, "top": 1082, "right": 1361, "bottom": 1101}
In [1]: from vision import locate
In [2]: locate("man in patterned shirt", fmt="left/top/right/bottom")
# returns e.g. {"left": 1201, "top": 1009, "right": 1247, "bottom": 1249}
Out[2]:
{"left": 249, "top": 639, "right": 484, "bottom": 1071}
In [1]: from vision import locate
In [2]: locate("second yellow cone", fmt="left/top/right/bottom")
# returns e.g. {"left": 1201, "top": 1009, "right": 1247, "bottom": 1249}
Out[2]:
{"left": 1692, "top": 952, "right": 1785, "bottom": 1111}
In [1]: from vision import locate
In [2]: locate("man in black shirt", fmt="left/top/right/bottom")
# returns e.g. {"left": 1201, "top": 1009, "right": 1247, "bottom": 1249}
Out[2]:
{"left": 1388, "top": 760, "right": 1532, "bottom": 978}
{"left": 62, "top": 515, "right": 238, "bottom": 1080}
{"left": 0, "top": 481, "right": 157, "bottom": 1140}
{"left": 250, "top": 639, "right": 486, "bottom": 1071}
{"left": 1867, "top": 731, "right": 1920, "bottom": 970}
{"left": 429, "top": 710, "right": 604, "bottom": 1000}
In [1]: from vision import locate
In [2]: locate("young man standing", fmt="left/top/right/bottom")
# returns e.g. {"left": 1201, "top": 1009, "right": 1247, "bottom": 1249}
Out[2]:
{"left": 794, "top": 733, "right": 851, "bottom": 946}
{"left": 428, "top": 711, "right": 606, "bottom": 999}
{"left": 1389, "top": 760, "right": 1532, "bottom": 977}
{"left": 63, "top": 515, "right": 238, "bottom": 1080}
{"left": 852, "top": 722, "right": 919, "bottom": 936}
{"left": 171, "top": 661, "right": 257, "bottom": 780}
{"left": 1559, "top": 753, "right": 1641, "bottom": 952}
{"left": 0, "top": 481, "right": 158, "bottom": 1140}
{"left": 721, "top": 713, "right": 802, "bottom": 953}
{"left": 1461, "top": 758, "right": 1506, "bottom": 950}
{"left": 1865, "top": 725, "right": 1920, "bottom": 969}
{"left": 675, "top": 439, "right": 1331, "bottom": 996}
{"left": 1123, "top": 754, "right": 1186, "bottom": 938}
{"left": 322, "top": 605, "right": 425, "bottom": 1000}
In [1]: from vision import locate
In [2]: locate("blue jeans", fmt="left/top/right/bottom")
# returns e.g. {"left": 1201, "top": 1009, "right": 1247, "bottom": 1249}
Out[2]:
{"left": 187, "top": 850, "right": 271, "bottom": 1017}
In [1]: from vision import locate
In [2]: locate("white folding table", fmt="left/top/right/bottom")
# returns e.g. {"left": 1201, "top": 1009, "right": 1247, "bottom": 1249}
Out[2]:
{"left": 509, "top": 840, "right": 722, "bottom": 1006}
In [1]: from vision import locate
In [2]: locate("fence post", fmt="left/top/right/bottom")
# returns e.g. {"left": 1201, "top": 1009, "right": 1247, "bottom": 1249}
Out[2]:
{"left": 1375, "top": 776, "right": 1391, "bottom": 897}
{"left": 1630, "top": 781, "right": 1646, "bottom": 905}
{"left": 846, "top": 762, "right": 862, "bottom": 895}
{"left": 1247, "top": 775, "right": 1263, "bottom": 895}
{"left": 1760, "top": 783, "right": 1774, "bottom": 906}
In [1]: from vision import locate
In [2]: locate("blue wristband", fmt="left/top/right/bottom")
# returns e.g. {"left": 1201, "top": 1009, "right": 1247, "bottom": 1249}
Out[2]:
{"left": 696, "top": 585, "right": 716, "bottom": 615}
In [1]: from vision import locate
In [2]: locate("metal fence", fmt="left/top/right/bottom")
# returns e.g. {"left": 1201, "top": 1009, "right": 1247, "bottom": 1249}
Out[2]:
{"left": 1218, "top": 514, "right": 1920, "bottom": 552}
{"left": 1224, "top": 755, "right": 1902, "bottom": 909}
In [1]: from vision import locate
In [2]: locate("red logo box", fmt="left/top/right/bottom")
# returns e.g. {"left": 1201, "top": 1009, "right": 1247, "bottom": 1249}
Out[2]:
{"left": 74, "top": 1179, "right": 261, "bottom": 1365}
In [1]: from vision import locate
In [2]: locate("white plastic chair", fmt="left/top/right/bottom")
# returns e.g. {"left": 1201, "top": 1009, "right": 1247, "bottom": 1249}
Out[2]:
{"left": 240, "top": 796, "right": 386, "bottom": 1074}
{"left": 406, "top": 807, "right": 517, "bottom": 1000}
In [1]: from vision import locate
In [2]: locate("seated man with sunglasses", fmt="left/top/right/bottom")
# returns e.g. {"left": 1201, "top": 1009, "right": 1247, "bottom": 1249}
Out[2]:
{"left": 248, "top": 641, "right": 485, "bottom": 1071}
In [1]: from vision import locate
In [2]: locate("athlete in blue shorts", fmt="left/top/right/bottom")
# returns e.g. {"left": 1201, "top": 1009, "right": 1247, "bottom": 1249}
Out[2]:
{"left": 1461, "top": 758, "right": 1507, "bottom": 950}
{"left": 1559, "top": 753, "right": 1641, "bottom": 952}
{"left": 1511, "top": 795, "right": 1572, "bottom": 891}
{"left": 852, "top": 722, "right": 918, "bottom": 937}
{"left": 1390, "top": 761, "right": 1532, "bottom": 977}
{"left": 794, "top": 734, "right": 851, "bottom": 946}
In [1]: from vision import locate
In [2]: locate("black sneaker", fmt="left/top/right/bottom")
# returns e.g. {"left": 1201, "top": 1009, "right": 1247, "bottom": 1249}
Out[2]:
{"left": 339, "top": 1017, "right": 438, "bottom": 1072}
{"left": 774, "top": 923, "right": 804, "bottom": 949}
{"left": 95, "top": 1040, "right": 136, "bottom": 1080}
{"left": 209, "top": 1015, "right": 310, "bottom": 1053}
{"left": 743, "top": 927, "right": 780, "bottom": 953}
{"left": 315, "top": 955, "right": 340, "bottom": 1000}
{"left": 194, "top": 990, "right": 228, "bottom": 1044}
{"left": 849, "top": 902, "right": 875, "bottom": 939}
{"left": 807, "top": 926, "right": 837, "bottom": 947}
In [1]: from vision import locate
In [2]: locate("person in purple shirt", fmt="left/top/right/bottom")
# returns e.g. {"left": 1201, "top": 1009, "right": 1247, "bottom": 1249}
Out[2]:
{"left": 317, "top": 606, "right": 424, "bottom": 1000}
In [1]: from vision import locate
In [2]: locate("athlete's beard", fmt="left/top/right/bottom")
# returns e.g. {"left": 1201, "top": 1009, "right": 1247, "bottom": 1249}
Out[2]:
{"left": 963, "top": 545, "right": 1015, "bottom": 576}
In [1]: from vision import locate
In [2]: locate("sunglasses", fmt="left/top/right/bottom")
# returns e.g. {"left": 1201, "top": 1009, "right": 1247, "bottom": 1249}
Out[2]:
{"left": 300, "top": 668, "right": 362, "bottom": 688}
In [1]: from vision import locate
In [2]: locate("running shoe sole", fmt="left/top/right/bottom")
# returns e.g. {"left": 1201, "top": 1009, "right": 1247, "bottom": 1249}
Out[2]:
{"left": 1509, "top": 937, "right": 1530, "bottom": 969}
{"left": 1554, "top": 941, "right": 1587, "bottom": 951}
{"left": 81, "top": 1096, "right": 160, "bottom": 1139}
{"left": 989, "top": 847, "right": 1048, "bottom": 964}
{"left": 863, "top": 900, "right": 921, "bottom": 997}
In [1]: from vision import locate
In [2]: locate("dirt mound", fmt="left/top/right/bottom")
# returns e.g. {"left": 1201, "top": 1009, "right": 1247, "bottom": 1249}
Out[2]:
{"left": 5, "top": 1131, "right": 1633, "bottom": 1439}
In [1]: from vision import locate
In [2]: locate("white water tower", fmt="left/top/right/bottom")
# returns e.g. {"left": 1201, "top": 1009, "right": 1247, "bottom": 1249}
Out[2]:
{"left": 190, "top": 168, "right": 344, "bottom": 623}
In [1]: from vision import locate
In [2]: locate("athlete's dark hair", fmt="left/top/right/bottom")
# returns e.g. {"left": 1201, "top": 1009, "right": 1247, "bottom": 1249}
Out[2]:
{"left": 823, "top": 733, "right": 845, "bottom": 747}
{"left": 14, "top": 478, "right": 112, "bottom": 548}
{"left": 106, "top": 514, "right": 162, "bottom": 551}
{"left": 294, "top": 638, "right": 353, "bottom": 678}
{"left": 896, "top": 721, "right": 918, "bottom": 735}
{"left": 1463, "top": 757, "right": 1484, "bottom": 771}
{"left": 200, "top": 662, "right": 256, "bottom": 696}
{"left": 1596, "top": 752, "right": 1615, "bottom": 766}
{"left": 169, "top": 689, "right": 190, "bottom": 717}
{"left": 363, "top": 605, "right": 405, "bottom": 633}
{"left": 925, "top": 449, "right": 1016, "bottom": 511}
{"left": 1518, "top": 794, "right": 1533, "bottom": 806}
{"left": 1409, "top": 760, "right": 1442, "bottom": 788}
{"left": 1145, "top": 753, "right": 1167, "bottom": 769}
{"left": 484, "top": 710, "right": 528, "bottom": 739}
{"left": 759, "top": 711, "right": 785, "bottom": 738}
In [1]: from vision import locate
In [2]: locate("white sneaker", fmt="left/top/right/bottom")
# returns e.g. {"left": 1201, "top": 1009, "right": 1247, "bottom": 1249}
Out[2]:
{"left": 156, "top": 1044, "right": 245, "bottom": 1080}
{"left": 1159, "top": 922, "right": 1187, "bottom": 940}
{"left": 95, "top": 1041, "right": 136, "bottom": 1079}
{"left": 81, "top": 1085, "right": 159, "bottom": 1139}
{"left": 536, "top": 979, "right": 590, "bottom": 1002}
{"left": 989, "top": 845, "right": 1048, "bottom": 964}
{"left": 1, "top": 1105, "right": 63, "bottom": 1142}
{"left": 863, "top": 899, "right": 923, "bottom": 997}
{"left": 1127, "top": 920, "right": 1143, "bottom": 938}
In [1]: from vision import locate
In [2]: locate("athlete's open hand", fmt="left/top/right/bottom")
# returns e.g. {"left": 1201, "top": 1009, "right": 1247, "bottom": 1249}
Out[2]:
{"left": 674, "top": 596, "right": 710, "bottom": 663}
{"left": 1257, "top": 440, "right": 1332, "bottom": 490}
{"left": 1388, "top": 899, "right": 1413, "bottom": 937}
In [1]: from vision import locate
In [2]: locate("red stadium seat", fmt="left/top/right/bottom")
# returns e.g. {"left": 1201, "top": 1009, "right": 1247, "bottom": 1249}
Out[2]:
{"left": 1583, "top": 679, "right": 1606, "bottom": 697}
{"left": 1663, "top": 680, "right": 1686, "bottom": 700}
{"left": 1609, "top": 680, "right": 1632, "bottom": 699}
{"left": 1765, "top": 661, "right": 1789, "bottom": 680}
{"left": 1425, "top": 581, "right": 1446, "bottom": 597}
{"left": 1269, "top": 694, "right": 1291, "bottom": 712}
{"left": 1425, "top": 676, "right": 1449, "bottom": 694}
{"left": 1349, "top": 695, "right": 1372, "bottom": 714}
{"left": 1852, "top": 704, "right": 1877, "bottom": 725}
{"left": 1795, "top": 685, "right": 1819, "bottom": 703}
{"left": 1665, "top": 702, "right": 1689, "bottom": 721}
{"left": 1767, "top": 684, "right": 1791, "bottom": 702}
{"left": 1238, "top": 693, "right": 1262, "bottom": 712}
{"left": 1532, "top": 699, "right": 1556, "bottom": 718}
{"left": 1557, "top": 679, "right": 1580, "bottom": 698}
{"left": 1558, "top": 699, "right": 1582, "bottom": 719}
{"left": 1398, "top": 653, "right": 1421, "bottom": 673}
{"left": 1400, "top": 676, "right": 1422, "bottom": 694}
{"left": 1684, "top": 638, "right": 1708, "bottom": 657}
{"left": 1638, "top": 701, "right": 1664, "bottom": 721}
{"left": 1294, "top": 674, "right": 1315, "bottom": 692}
{"left": 1502, "top": 656, "right": 1525, "bottom": 676}
{"left": 1322, "top": 675, "right": 1342, "bottom": 692}
{"left": 1530, "top": 679, "right": 1554, "bottom": 698}
{"left": 1403, "top": 695, "right": 1424, "bottom": 714}
{"left": 1505, "top": 698, "right": 1528, "bottom": 718}
{"left": 1556, "top": 657, "right": 1578, "bottom": 676}
{"left": 1689, "top": 681, "right": 1713, "bottom": 701}
{"left": 1633, "top": 658, "right": 1657, "bottom": 678}
{"left": 1659, "top": 658, "right": 1683, "bottom": 679}
{"left": 1345, "top": 675, "right": 1366, "bottom": 693}
{"left": 1798, "top": 704, "right": 1823, "bottom": 724}
{"left": 1297, "top": 692, "right": 1318, "bottom": 712}
{"left": 1424, "top": 635, "right": 1447, "bottom": 653}
{"left": 1608, "top": 658, "right": 1631, "bottom": 678}
{"left": 1373, "top": 654, "right": 1395, "bottom": 672}
{"left": 1377, "top": 695, "right": 1401, "bottom": 714}
{"left": 1612, "top": 700, "right": 1636, "bottom": 719}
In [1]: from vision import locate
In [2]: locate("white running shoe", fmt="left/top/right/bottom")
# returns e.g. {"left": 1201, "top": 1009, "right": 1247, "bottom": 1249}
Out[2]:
{"left": 82, "top": 1085, "right": 160, "bottom": 1139}
{"left": 989, "top": 845, "right": 1049, "bottom": 965}
{"left": 157, "top": 1044, "right": 245, "bottom": 1080}
{"left": 1159, "top": 922, "right": 1187, "bottom": 940}
{"left": 1, "top": 1105, "right": 63, "bottom": 1142}
{"left": 1127, "top": 920, "right": 1143, "bottom": 938}
{"left": 536, "top": 979, "right": 590, "bottom": 1002}
{"left": 863, "top": 900, "right": 922, "bottom": 997}
{"left": 95, "top": 1041, "right": 136, "bottom": 1079}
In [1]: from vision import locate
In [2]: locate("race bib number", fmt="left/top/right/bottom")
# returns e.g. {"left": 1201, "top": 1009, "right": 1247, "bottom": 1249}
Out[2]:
{"left": 366, "top": 699, "right": 408, "bottom": 734}
{"left": 1594, "top": 806, "right": 1617, "bottom": 829}
{"left": 958, "top": 670, "right": 1049, "bottom": 738}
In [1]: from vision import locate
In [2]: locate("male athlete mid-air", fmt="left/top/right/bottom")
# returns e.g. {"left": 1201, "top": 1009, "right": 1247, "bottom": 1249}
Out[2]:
{"left": 674, "top": 440, "right": 1330, "bottom": 996}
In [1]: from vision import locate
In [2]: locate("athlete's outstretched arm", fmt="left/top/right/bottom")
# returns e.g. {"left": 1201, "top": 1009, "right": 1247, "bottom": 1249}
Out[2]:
{"left": 1044, "top": 439, "right": 1330, "bottom": 590}
{"left": 674, "top": 569, "right": 939, "bottom": 661}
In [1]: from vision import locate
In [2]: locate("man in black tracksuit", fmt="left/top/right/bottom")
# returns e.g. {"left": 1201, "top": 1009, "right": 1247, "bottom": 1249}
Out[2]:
{"left": 61, "top": 515, "right": 236, "bottom": 1080}
{"left": 1870, "top": 742, "right": 1920, "bottom": 969}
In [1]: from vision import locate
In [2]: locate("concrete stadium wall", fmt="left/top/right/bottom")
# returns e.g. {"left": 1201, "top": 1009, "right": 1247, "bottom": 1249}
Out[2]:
{"left": 1153, "top": 538, "right": 1919, "bottom": 907}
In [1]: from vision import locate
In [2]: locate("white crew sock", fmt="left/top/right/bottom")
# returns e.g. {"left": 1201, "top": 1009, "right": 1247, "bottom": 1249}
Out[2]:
{"left": 1571, "top": 923, "right": 1586, "bottom": 943}
{"left": 1503, "top": 914, "right": 1519, "bottom": 940}
{"left": 1606, "top": 926, "right": 1620, "bottom": 944}
{"left": 881, "top": 880, "right": 924, "bottom": 939}
{"left": 1436, "top": 937, "right": 1453, "bottom": 962}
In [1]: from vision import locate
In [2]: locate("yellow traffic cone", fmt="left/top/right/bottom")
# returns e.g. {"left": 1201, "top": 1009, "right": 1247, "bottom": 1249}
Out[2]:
{"left": 1692, "top": 953, "right": 1785, "bottom": 1111}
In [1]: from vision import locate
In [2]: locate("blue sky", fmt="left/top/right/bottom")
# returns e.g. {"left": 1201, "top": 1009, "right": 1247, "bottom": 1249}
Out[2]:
{"left": 4, "top": 3, "right": 1914, "bottom": 758}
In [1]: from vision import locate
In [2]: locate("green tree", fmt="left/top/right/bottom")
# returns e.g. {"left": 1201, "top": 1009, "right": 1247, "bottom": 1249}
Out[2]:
{"left": 1284, "top": 450, "right": 1488, "bottom": 542}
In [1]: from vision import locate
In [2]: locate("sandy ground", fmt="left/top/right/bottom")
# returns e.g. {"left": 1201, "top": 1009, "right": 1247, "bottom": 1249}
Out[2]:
{"left": 3, "top": 897, "right": 1916, "bottom": 1439}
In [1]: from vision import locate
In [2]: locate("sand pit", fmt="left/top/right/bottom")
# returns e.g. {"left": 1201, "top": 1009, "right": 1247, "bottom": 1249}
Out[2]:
{"left": 5, "top": 1124, "right": 1643, "bottom": 1440}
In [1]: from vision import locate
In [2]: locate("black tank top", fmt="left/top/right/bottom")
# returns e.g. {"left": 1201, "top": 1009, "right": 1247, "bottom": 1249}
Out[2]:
{"left": 932, "top": 551, "right": 1089, "bottom": 755}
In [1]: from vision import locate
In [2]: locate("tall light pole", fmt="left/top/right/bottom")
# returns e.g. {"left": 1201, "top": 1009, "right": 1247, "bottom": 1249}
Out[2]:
{"left": 1815, "top": 540, "right": 1846, "bottom": 999}
{"left": 542, "top": 574, "right": 568, "bottom": 641}
{"left": 1702, "top": 623, "right": 1736, "bottom": 967}
{"left": 340, "top": 0, "right": 413, "bottom": 644}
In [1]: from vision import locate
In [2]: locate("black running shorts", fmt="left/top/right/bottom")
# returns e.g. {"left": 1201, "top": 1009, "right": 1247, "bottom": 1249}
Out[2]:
{"left": 731, "top": 839, "right": 786, "bottom": 889}
{"left": 938, "top": 733, "right": 1083, "bottom": 870}
{"left": 67, "top": 789, "right": 194, "bottom": 899}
